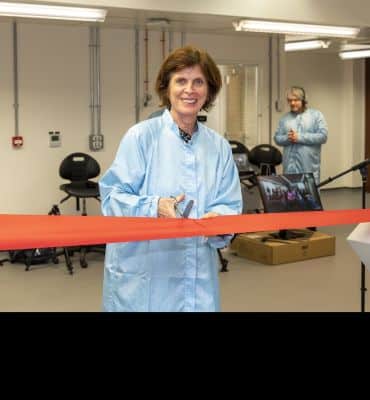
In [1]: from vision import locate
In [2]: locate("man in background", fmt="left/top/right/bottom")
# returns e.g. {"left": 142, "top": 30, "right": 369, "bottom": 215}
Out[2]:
{"left": 274, "top": 86, "right": 328, "bottom": 186}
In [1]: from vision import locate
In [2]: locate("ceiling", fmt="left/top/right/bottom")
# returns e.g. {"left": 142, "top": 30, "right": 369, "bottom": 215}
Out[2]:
{"left": 1, "top": 3, "right": 370, "bottom": 52}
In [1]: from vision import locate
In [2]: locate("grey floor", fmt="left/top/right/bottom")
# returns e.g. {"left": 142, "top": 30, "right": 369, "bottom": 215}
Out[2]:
{"left": 0, "top": 188, "right": 369, "bottom": 312}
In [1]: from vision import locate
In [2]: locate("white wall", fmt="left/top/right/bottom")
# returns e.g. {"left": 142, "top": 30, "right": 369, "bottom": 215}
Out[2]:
{"left": 0, "top": 22, "right": 272, "bottom": 215}
{"left": 285, "top": 51, "right": 365, "bottom": 188}
{"left": 0, "top": 22, "right": 136, "bottom": 215}
{"left": 0, "top": 20, "right": 365, "bottom": 216}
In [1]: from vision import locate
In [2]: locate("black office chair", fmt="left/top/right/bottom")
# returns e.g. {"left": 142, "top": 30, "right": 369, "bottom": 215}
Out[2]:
{"left": 0, "top": 254, "right": 9, "bottom": 266}
{"left": 229, "top": 140, "right": 259, "bottom": 188}
{"left": 248, "top": 144, "right": 282, "bottom": 176}
{"left": 217, "top": 140, "right": 255, "bottom": 273}
{"left": 229, "top": 140, "right": 250, "bottom": 168}
{"left": 59, "top": 152, "right": 105, "bottom": 268}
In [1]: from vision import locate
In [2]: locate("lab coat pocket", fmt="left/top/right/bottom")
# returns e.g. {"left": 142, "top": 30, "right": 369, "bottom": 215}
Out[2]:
{"left": 110, "top": 269, "right": 150, "bottom": 312}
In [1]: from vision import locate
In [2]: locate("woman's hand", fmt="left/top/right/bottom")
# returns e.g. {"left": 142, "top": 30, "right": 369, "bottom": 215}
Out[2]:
{"left": 201, "top": 212, "right": 220, "bottom": 219}
{"left": 158, "top": 194, "right": 185, "bottom": 218}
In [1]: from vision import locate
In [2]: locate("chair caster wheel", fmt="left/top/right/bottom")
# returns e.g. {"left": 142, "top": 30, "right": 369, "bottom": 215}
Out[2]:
{"left": 220, "top": 260, "right": 229, "bottom": 272}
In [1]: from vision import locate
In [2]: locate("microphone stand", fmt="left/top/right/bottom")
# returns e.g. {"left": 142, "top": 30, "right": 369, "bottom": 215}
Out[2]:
{"left": 359, "top": 165, "right": 368, "bottom": 313}
{"left": 317, "top": 158, "right": 370, "bottom": 312}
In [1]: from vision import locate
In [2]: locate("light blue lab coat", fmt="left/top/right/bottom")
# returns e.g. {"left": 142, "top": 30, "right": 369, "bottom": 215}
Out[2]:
{"left": 99, "top": 109, "right": 242, "bottom": 312}
{"left": 273, "top": 108, "right": 328, "bottom": 184}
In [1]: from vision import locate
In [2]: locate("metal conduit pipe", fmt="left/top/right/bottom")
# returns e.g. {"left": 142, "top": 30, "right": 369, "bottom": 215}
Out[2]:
{"left": 89, "top": 27, "right": 96, "bottom": 136}
{"left": 134, "top": 27, "right": 140, "bottom": 123}
{"left": 268, "top": 35, "right": 272, "bottom": 144}
{"left": 161, "top": 29, "right": 166, "bottom": 60}
{"left": 276, "top": 35, "right": 281, "bottom": 110}
{"left": 13, "top": 21, "right": 19, "bottom": 137}
{"left": 143, "top": 28, "right": 151, "bottom": 107}
{"left": 181, "top": 32, "right": 186, "bottom": 47}
{"left": 96, "top": 27, "right": 101, "bottom": 135}
{"left": 169, "top": 31, "right": 173, "bottom": 53}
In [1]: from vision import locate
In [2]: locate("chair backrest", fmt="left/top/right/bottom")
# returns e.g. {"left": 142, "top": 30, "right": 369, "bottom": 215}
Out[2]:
{"left": 248, "top": 144, "right": 282, "bottom": 175}
{"left": 228, "top": 140, "right": 250, "bottom": 172}
{"left": 59, "top": 152, "right": 100, "bottom": 182}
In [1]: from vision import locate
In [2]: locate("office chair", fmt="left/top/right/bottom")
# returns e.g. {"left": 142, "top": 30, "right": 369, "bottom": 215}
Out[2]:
{"left": 59, "top": 152, "right": 105, "bottom": 268}
{"left": 248, "top": 144, "right": 282, "bottom": 176}
{"left": 0, "top": 255, "right": 9, "bottom": 266}
{"left": 229, "top": 140, "right": 259, "bottom": 188}
{"left": 217, "top": 140, "right": 255, "bottom": 273}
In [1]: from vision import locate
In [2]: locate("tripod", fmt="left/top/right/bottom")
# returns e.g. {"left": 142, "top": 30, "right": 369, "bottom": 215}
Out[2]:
{"left": 318, "top": 158, "right": 370, "bottom": 312}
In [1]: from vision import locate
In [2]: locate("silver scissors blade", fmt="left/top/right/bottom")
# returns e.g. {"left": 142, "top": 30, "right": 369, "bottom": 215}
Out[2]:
{"left": 182, "top": 200, "right": 194, "bottom": 218}
{"left": 173, "top": 198, "right": 194, "bottom": 218}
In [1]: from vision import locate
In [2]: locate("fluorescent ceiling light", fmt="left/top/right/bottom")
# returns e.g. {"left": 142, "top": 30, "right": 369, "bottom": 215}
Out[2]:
{"left": 339, "top": 49, "right": 370, "bottom": 59}
{"left": 0, "top": 2, "right": 107, "bottom": 22}
{"left": 340, "top": 44, "right": 370, "bottom": 52}
{"left": 233, "top": 19, "right": 360, "bottom": 38}
{"left": 285, "top": 40, "right": 331, "bottom": 52}
{"left": 146, "top": 18, "right": 170, "bottom": 27}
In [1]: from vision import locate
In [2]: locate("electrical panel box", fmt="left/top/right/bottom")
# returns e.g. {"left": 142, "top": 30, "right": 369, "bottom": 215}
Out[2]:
{"left": 49, "top": 131, "right": 61, "bottom": 147}
{"left": 89, "top": 134, "right": 104, "bottom": 151}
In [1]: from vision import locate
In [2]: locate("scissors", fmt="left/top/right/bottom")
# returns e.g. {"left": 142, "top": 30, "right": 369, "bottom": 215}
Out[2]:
{"left": 171, "top": 197, "right": 194, "bottom": 218}
{"left": 171, "top": 197, "right": 228, "bottom": 239}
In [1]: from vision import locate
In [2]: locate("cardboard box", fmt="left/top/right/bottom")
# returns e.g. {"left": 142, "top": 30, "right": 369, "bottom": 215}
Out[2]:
{"left": 230, "top": 230, "right": 335, "bottom": 265}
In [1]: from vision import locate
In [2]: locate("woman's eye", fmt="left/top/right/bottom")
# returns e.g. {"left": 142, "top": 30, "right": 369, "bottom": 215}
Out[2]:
{"left": 194, "top": 79, "right": 204, "bottom": 86}
{"left": 176, "top": 78, "right": 186, "bottom": 85}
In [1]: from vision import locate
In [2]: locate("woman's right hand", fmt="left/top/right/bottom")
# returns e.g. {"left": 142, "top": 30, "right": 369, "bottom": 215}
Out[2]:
{"left": 158, "top": 194, "right": 185, "bottom": 218}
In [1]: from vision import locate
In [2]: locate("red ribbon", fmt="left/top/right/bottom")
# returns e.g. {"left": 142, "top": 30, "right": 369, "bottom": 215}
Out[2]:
{"left": 0, "top": 209, "right": 369, "bottom": 250}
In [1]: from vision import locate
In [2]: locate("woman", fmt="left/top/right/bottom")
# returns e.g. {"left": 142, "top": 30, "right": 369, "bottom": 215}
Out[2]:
{"left": 99, "top": 45, "right": 242, "bottom": 312}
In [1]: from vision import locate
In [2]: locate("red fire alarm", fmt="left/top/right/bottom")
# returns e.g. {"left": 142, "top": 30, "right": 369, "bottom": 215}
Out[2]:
{"left": 12, "top": 135, "right": 23, "bottom": 148}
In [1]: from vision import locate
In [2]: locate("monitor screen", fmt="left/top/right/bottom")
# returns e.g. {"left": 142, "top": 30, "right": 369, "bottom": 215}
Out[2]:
{"left": 257, "top": 173, "right": 323, "bottom": 213}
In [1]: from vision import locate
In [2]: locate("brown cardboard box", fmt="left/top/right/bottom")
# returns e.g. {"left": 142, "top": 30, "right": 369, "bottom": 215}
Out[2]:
{"left": 230, "top": 230, "right": 335, "bottom": 265}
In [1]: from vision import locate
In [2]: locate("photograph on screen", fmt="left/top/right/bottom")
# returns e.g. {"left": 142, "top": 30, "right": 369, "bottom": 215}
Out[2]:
{"left": 257, "top": 173, "right": 323, "bottom": 213}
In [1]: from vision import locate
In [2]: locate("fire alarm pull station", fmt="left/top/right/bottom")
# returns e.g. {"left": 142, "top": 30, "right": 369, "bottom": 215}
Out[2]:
{"left": 12, "top": 136, "right": 23, "bottom": 148}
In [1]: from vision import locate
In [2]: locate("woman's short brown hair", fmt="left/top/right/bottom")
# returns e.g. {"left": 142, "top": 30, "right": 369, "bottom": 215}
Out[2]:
{"left": 155, "top": 45, "right": 222, "bottom": 112}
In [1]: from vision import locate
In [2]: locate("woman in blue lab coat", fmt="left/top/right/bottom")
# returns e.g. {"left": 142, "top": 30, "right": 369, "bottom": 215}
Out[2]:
{"left": 99, "top": 45, "right": 242, "bottom": 312}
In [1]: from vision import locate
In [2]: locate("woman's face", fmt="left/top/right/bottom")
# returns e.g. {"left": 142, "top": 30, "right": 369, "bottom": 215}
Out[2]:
{"left": 168, "top": 64, "right": 208, "bottom": 120}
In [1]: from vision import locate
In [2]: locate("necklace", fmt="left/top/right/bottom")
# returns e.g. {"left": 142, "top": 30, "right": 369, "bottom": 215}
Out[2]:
{"left": 179, "top": 127, "right": 192, "bottom": 143}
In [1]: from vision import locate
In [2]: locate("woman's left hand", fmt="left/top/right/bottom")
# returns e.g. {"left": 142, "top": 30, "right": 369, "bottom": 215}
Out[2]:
{"left": 201, "top": 212, "right": 220, "bottom": 219}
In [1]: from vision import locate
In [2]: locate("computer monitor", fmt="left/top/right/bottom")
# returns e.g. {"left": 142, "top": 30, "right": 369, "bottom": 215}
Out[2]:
{"left": 256, "top": 173, "right": 323, "bottom": 240}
